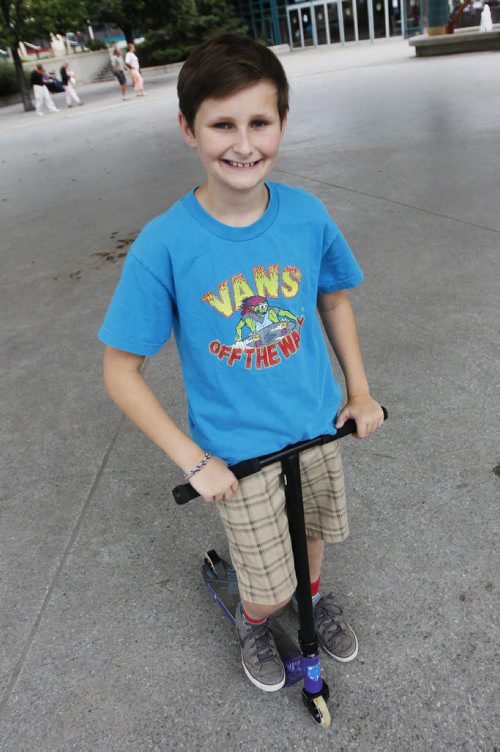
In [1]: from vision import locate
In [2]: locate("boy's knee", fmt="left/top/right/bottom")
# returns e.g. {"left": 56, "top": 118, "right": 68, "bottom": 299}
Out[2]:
{"left": 242, "top": 595, "right": 292, "bottom": 619}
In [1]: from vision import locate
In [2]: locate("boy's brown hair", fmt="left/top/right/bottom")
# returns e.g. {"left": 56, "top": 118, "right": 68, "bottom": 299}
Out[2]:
{"left": 177, "top": 33, "right": 290, "bottom": 132}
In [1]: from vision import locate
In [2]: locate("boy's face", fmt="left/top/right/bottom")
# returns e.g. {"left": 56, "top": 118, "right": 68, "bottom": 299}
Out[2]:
{"left": 179, "top": 81, "right": 286, "bottom": 199}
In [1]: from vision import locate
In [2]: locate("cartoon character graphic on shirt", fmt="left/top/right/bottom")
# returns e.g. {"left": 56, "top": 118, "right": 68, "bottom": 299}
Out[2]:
{"left": 234, "top": 295, "right": 299, "bottom": 349}
{"left": 202, "top": 263, "right": 305, "bottom": 370}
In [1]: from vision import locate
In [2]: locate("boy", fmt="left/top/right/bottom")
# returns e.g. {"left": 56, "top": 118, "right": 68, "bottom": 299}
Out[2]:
{"left": 98, "top": 34, "right": 384, "bottom": 693}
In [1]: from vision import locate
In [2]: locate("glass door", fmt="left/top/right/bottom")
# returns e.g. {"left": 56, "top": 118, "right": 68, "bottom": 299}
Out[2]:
{"left": 314, "top": 3, "right": 330, "bottom": 43}
{"left": 327, "top": 1, "right": 342, "bottom": 42}
{"left": 356, "top": 0, "right": 371, "bottom": 38}
{"left": 287, "top": 4, "right": 316, "bottom": 47}
{"left": 373, "top": 0, "right": 388, "bottom": 36}
{"left": 288, "top": 7, "right": 303, "bottom": 47}
{"left": 342, "top": 0, "right": 356, "bottom": 39}
{"left": 300, "top": 7, "right": 316, "bottom": 44}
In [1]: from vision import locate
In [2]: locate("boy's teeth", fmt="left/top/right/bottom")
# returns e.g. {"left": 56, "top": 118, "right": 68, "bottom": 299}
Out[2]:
{"left": 228, "top": 160, "right": 255, "bottom": 168}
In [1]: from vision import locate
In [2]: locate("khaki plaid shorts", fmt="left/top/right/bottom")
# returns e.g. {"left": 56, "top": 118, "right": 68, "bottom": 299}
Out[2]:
{"left": 216, "top": 441, "right": 348, "bottom": 605}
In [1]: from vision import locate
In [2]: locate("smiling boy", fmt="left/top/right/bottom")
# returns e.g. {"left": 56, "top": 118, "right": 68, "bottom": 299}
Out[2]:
{"left": 98, "top": 34, "right": 384, "bottom": 692}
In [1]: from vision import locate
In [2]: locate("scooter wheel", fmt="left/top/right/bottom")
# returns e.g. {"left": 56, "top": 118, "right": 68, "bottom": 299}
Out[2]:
{"left": 303, "top": 694, "right": 331, "bottom": 728}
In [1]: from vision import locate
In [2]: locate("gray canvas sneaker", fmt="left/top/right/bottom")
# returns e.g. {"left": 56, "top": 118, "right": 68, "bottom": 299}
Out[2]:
{"left": 235, "top": 607, "right": 286, "bottom": 692}
{"left": 313, "top": 593, "right": 358, "bottom": 662}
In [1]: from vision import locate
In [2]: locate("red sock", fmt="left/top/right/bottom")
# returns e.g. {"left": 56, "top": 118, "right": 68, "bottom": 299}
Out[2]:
{"left": 242, "top": 607, "right": 267, "bottom": 625}
{"left": 311, "top": 577, "right": 321, "bottom": 598}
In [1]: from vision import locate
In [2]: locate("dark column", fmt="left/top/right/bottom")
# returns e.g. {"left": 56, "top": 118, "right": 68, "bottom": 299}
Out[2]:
{"left": 426, "top": 0, "right": 449, "bottom": 34}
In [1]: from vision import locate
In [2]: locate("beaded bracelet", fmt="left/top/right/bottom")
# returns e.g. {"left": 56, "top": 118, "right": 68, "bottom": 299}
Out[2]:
{"left": 184, "top": 451, "right": 212, "bottom": 482}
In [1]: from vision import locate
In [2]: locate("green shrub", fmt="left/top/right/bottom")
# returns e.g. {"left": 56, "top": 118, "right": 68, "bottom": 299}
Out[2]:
{"left": 86, "top": 39, "right": 108, "bottom": 51}
{"left": 0, "top": 63, "right": 31, "bottom": 96}
{"left": 0, "top": 63, "right": 19, "bottom": 96}
{"left": 136, "top": 30, "right": 198, "bottom": 66}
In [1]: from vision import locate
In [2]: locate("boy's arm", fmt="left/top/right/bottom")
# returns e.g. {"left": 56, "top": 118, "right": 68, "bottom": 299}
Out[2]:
{"left": 102, "top": 346, "right": 239, "bottom": 501}
{"left": 317, "top": 290, "right": 384, "bottom": 439}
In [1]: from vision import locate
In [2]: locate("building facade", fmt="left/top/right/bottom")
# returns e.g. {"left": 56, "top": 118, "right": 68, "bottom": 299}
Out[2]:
{"left": 235, "top": 0, "right": 423, "bottom": 47}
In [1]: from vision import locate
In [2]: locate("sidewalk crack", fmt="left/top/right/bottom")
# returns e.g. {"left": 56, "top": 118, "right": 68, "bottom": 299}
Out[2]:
{"left": 275, "top": 168, "right": 500, "bottom": 236}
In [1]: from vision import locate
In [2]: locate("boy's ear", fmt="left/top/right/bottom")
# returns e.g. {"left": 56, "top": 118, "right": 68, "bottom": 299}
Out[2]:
{"left": 178, "top": 112, "right": 197, "bottom": 148}
{"left": 280, "top": 112, "right": 288, "bottom": 134}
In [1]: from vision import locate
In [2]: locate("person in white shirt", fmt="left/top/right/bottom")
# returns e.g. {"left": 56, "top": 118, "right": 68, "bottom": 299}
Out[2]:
{"left": 124, "top": 43, "right": 144, "bottom": 96}
{"left": 479, "top": 3, "right": 493, "bottom": 31}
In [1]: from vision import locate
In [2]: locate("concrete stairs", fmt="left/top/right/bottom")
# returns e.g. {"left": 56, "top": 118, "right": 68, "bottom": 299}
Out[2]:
{"left": 93, "top": 59, "right": 114, "bottom": 82}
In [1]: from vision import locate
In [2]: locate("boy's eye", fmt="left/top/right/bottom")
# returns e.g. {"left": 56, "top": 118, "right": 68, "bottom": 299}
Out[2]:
{"left": 251, "top": 119, "right": 268, "bottom": 128}
{"left": 213, "top": 122, "right": 232, "bottom": 130}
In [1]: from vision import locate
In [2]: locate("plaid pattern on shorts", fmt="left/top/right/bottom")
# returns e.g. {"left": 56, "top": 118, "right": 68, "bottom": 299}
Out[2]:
{"left": 216, "top": 441, "right": 348, "bottom": 605}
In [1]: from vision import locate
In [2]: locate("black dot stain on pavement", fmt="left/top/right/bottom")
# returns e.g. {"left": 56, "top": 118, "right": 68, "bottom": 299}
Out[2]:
{"left": 493, "top": 464, "right": 500, "bottom": 477}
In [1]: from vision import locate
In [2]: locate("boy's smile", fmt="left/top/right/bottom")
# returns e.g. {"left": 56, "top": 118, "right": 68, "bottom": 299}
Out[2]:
{"left": 179, "top": 81, "right": 286, "bottom": 215}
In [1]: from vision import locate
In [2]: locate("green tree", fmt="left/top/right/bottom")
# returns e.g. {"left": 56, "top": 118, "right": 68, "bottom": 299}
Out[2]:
{"left": 28, "top": 0, "right": 89, "bottom": 37}
{"left": 86, "top": 0, "right": 146, "bottom": 42}
{"left": 0, "top": 0, "right": 35, "bottom": 110}
{"left": 137, "top": 0, "right": 246, "bottom": 66}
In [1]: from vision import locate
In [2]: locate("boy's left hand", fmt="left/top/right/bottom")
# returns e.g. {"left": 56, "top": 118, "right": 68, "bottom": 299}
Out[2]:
{"left": 336, "top": 395, "right": 385, "bottom": 439}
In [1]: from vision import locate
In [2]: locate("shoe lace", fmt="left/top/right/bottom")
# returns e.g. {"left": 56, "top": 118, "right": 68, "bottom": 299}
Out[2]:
{"left": 315, "top": 594, "right": 347, "bottom": 638}
{"left": 250, "top": 621, "right": 278, "bottom": 664}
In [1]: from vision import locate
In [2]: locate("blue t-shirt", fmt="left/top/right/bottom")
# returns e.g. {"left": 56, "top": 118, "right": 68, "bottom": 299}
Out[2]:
{"left": 98, "top": 182, "right": 363, "bottom": 464}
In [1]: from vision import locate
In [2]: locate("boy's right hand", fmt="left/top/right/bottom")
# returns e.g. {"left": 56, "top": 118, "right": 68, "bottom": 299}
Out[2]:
{"left": 188, "top": 456, "right": 239, "bottom": 503}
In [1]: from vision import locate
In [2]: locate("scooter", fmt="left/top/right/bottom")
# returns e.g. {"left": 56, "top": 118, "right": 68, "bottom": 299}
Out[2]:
{"left": 172, "top": 408, "right": 388, "bottom": 728}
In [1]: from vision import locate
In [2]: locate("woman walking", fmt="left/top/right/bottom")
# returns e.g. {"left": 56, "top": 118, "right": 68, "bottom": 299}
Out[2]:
{"left": 60, "top": 62, "right": 83, "bottom": 107}
{"left": 125, "top": 43, "right": 144, "bottom": 97}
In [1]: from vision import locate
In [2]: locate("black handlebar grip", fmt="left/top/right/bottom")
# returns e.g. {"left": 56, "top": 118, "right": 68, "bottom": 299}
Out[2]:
{"left": 172, "top": 481, "right": 200, "bottom": 506}
{"left": 333, "top": 417, "right": 357, "bottom": 439}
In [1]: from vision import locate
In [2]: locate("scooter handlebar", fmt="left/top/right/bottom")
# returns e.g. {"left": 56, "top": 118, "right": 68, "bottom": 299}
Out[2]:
{"left": 172, "top": 407, "right": 388, "bottom": 505}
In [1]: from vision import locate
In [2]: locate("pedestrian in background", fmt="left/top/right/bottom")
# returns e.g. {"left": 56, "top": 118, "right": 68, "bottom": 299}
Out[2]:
{"left": 125, "top": 43, "right": 144, "bottom": 97}
{"left": 30, "top": 64, "right": 59, "bottom": 116}
{"left": 111, "top": 47, "right": 128, "bottom": 101}
{"left": 60, "top": 62, "right": 83, "bottom": 107}
{"left": 480, "top": 2, "right": 493, "bottom": 31}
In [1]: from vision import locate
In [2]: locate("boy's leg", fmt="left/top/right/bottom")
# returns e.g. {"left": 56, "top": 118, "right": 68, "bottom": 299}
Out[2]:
{"left": 307, "top": 535, "right": 324, "bottom": 582}
{"left": 302, "top": 535, "right": 358, "bottom": 662}
{"left": 235, "top": 596, "right": 290, "bottom": 692}
{"left": 215, "top": 463, "right": 296, "bottom": 692}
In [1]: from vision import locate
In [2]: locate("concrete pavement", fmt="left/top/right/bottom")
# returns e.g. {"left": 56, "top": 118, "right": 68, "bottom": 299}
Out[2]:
{"left": 0, "top": 39, "right": 499, "bottom": 750}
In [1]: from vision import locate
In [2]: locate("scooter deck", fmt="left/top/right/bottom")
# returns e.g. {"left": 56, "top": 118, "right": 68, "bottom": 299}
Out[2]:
{"left": 203, "top": 550, "right": 304, "bottom": 687}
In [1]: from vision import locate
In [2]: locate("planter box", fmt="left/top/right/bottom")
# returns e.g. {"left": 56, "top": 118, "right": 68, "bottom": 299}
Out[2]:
{"left": 409, "top": 27, "right": 500, "bottom": 55}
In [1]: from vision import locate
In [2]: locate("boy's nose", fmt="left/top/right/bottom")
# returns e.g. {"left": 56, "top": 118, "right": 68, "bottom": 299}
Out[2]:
{"left": 233, "top": 129, "right": 253, "bottom": 157}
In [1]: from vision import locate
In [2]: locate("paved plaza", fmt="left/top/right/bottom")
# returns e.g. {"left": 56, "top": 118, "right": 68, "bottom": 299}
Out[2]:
{"left": 0, "top": 39, "right": 499, "bottom": 750}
